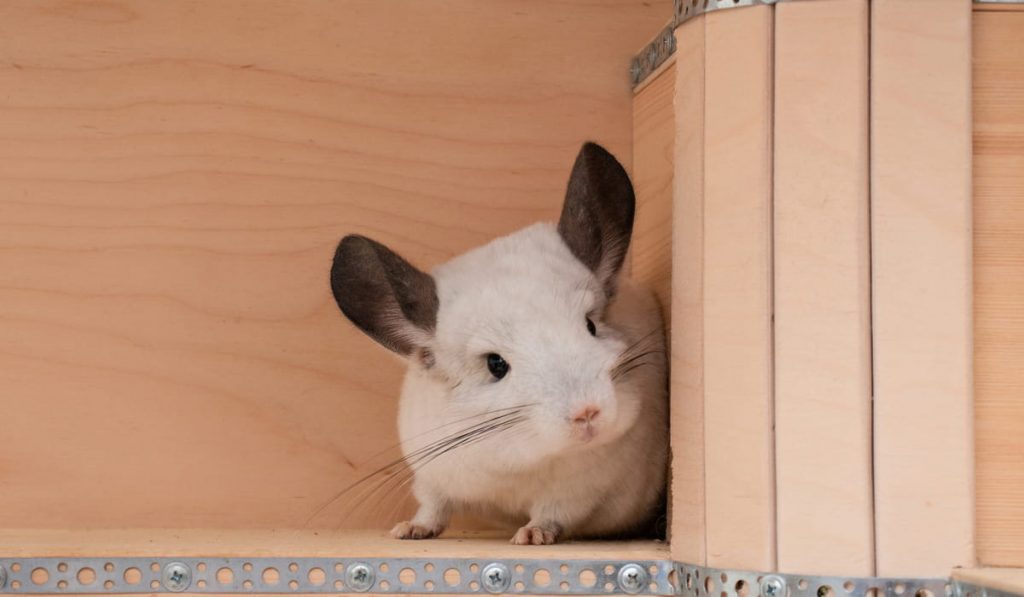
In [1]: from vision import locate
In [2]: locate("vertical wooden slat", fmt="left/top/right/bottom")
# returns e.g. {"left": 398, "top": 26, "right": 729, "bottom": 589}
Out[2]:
{"left": 670, "top": 16, "right": 706, "bottom": 566}
{"left": 633, "top": 60, "right": 676, "bottom": 324}
{"left": 773, "top": 0, "right": 874, "bottom": 576}
{"left": 973, "top": 9, "right": 1024, "bottom": 568}
{"left": 871, "top": 0, "right": 975, "bottom": 576}
{"left": 703, "top": 5, "right": 776, "bottom": 571}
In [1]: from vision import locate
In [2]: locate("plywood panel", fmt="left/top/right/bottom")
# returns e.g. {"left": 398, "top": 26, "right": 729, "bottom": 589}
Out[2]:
{"left": 871, "top": 0, "right": 974, "bottom": 576}
{"left": 773, "top": 0, "right": 873, "bottom": 576}
{"left": 633, "top": 59, "right": 676, "bottom": 324}
{"left": 973, "top": 10, "right": 1024, "bottom": 568}
{"left": 0, "top": 0, "right": 667, "bottom": 530}
{"left": 703, "top": 5, "right": 776, "bottom": 572}
{"left": 669, "top": 16, "right": 706, "bottom": 566}
{"left": 0, "top": 529, "right": 668, "bottom": 559}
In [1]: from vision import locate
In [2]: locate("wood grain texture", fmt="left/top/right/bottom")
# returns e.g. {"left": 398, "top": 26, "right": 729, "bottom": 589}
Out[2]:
{"left": 871, "top": 0, "right": 975, "bottom": 576}
{"left": 0, "top": 529, "right": 667, "bottom": 559}
{"left": 773, "top": 0, "right": 873, "bottom": 576}
{"left": 702, "top": 5, "right": 776, "bottom": 572}
{"left": 973, "top": 10, "right": 1024, "bottom": 568}
{"left": 669, "top": 16, "right": 706, "bottom": 566}
{"left": 632, "top": 59, "right": 675, "bottom": 326}
{"left": 0, "top": 0, "right": 668, "bottom": 531}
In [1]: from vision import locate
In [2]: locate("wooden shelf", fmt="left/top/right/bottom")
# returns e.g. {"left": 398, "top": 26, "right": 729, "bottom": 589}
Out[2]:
{"left": 0, "top": 529, "right": 668, "bottom": 561}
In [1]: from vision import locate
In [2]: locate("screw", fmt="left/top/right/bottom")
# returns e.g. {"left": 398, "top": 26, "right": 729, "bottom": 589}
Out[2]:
{"left": 630, "top": 58, "right": 643, "bottom": 85}
{"left": 481, "top": 563, "right": 511, "bottom": 594}
{"left": 162, "top": 562, "right": 192, "bottom": 593}
{"left": 347, "top": 563, "right": 375, "bottom": 592}
{"left": 761, "top": 575, "right": 786, "bottom": 597}
{"left": 0, "top": 565, "right": 7, "bottom": 590}
{"left": 618, "top": 563, "right": 648, "bottom": 594}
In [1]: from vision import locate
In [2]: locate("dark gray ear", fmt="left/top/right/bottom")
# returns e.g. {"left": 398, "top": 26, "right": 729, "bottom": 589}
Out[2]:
{"left": 330, "top": 234, "right": 438, "bottom": 356}
{"left": 557, "top": 142, "right": 636, "bottom": 297}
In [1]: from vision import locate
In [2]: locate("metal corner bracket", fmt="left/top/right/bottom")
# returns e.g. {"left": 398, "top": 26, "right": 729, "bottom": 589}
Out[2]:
{"left": 630, "top": 0, "right": 1024, "bottom": 89}
{"left": 0, "top": 556, "right": 1012, "bottom": 596}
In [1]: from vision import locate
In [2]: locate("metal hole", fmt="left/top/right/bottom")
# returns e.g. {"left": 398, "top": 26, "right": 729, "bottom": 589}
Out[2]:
{"left": 77, "top": 568, "right": 96, "bottom": 586}
{"left": 31, "top": 568, "right": 49, "bottom": 585}
{"left": 217, "top": 567, "right": 234, "bottom": 585}
{"left": 399, "top": 568, "right": 416, "bottom": 585}
{"left": 262, "top": 567, "right": 279, "bottom": 586}
{"left": 534, "top": 570, "right": 551, "bottom": 587}
{"left": 445, "top": 569, "right": 461, "bottom": 587}
{"left": 580, "top": 570, "right": 597, "bottom": 587}
{"left": 308, "top": 567, "right": 326, "bottom": 586}
{"left": 737, "top": 580, "right": 750, "bottom": 597}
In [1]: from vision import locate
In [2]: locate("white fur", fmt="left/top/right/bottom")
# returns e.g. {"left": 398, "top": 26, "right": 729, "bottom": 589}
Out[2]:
{"left": 394, "top": 223, "right": 668, "bottom": 542}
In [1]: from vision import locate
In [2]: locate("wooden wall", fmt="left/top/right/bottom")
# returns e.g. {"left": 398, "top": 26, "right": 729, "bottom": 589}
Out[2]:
{"left": 0, "top": 0, "right": 668, "bottom": 530}
{"left": 974, "top": 5, "right": 1024, "bottom": 568}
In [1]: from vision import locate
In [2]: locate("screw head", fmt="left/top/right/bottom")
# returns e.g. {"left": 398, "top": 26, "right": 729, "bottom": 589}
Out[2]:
{"left": 761, "top": 575, "right": 786, "bottom": 597}
{"left": 0, "top": 565, "right": 7, "bottom": 590}
{"left": 618, "top": 563, "right": 649, "bottom": 594}
{"left": 481, "top": 563, "right": 511, "bottom": 594}
{"left": 347, "top": 563, "right": 375, "bottom": 592}
{"left": 630, "top": 58, "right": 643, "bottom": 85}
{"left": 162, "top": 562, "right": 192, "bottom": 592}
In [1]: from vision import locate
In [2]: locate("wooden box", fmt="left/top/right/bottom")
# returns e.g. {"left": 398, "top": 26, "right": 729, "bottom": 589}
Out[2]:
{"left": 2, "top": 0, "right": 1023, "bottom": 595}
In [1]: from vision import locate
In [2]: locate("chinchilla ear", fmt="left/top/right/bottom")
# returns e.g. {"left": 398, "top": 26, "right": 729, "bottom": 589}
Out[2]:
{"left": 330, "top": 234, "right": 438, "bottom": 356}
{"left": 557, "top": 142, "right": 636, "bottom": 297}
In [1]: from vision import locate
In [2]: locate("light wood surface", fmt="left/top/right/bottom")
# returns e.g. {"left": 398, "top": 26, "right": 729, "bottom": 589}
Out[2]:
{"left": 973, "top": 10, "right": 1024, "bottom": 568}
{"left": 669, "top": 16, "right": 706, "bottom": 566}
{"left": 772, "top": 0, "right": 873, "bottom": 577}
{"left": 870, "top": 0, "right": 975, "bottom": 577}
{"left": 702, "top": 5, "right": 776, "bottom": 572}
{"left": 0, "top": 529, "right": 667, "bottom": 559}
{"left": 632, "top": 60, "right": 676, "bottom": 327}
{"left": 953, "top": 568, "right": 1024, "bottom": 594}
{"left": 0, "top": 0, "right": 668, "bottom": 531}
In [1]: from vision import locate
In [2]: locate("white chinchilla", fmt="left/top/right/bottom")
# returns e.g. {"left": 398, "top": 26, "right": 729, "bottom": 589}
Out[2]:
{"left": 329, "top": 142, "right": 667, "bottom": 545}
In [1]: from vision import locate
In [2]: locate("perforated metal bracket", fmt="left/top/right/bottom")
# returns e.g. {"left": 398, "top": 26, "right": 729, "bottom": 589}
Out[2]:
{"left": 0, "top": 557, "right": 1010, "bottom": 596}
{"left": 0, "top": 558, "right": 673, "bottom": 595}
{"left": 630, "top": 0, "right": 1024, "bottom": 88}
{"left": 672, "top": 563, "right": 956, "bottom": 597}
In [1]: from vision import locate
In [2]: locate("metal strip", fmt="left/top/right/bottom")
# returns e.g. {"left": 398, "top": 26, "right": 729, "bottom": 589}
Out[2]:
{"left": 630, "top": 0, "right": 1024, "bottom": 88}
{"left": 0, "top": 558, "right": 672, "bottom": 595}
{"left": 0, "top": 557, "right": 1003, "bottom": 596}
{"left": 956, "top": 582, "right": 1024, "bottom": 597}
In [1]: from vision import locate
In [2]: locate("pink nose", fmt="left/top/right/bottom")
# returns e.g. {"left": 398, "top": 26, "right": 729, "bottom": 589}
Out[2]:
{"left": 571, "top": 406, "right": 601, "bottom": 425}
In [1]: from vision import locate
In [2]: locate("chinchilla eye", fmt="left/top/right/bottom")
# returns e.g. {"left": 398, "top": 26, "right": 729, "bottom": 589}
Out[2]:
{"left": 486, "top": 353, "right": 510, "bottom": 380}
{"left": 586, "top": 317, "right": 597, "bottom": 337}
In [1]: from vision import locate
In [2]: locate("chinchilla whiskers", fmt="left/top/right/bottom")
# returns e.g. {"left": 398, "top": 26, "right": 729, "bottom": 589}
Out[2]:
{"left": 305, "top": 407, "right": 531, "bottom": 526}
{"left": 372, "top": 415, "right": 529, "bottom": 523}
{"left": 345, "top": 413, "right": 530, "bottom": 526}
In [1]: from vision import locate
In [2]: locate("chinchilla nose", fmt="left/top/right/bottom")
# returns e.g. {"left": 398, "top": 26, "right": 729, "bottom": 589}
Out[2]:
{"left": 570, "top": 405, "right": 601, "bottom": 425}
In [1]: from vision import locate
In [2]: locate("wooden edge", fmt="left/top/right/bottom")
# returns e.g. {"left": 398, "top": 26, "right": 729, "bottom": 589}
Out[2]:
{"left": 669, "top": 14, "right": 707, "bottom": 567}
{"left": 0, "top": 529, "right": 668, "bottom": 560}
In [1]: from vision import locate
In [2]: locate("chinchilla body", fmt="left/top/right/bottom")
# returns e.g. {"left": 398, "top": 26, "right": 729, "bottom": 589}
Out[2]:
{"left": 330, "top": 143, "right": 668, "bottom": 544}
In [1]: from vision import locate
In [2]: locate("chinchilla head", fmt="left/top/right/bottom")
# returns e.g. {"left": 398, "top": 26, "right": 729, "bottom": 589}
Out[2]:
{"left": 330, "top": 142, "right": 642, "bottom": 462}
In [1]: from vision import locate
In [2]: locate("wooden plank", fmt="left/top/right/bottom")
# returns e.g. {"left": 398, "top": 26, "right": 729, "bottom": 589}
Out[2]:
{"left": 773, "top": 0, "right": 873, "bottom": 577}
{"left": 0, "top": 0, "right": 667, "bottom": 531}
{"left": 632, "top": 59, "right": 676, "bottom": 325}
{"left": 0, "top": 529, "right": 667, "bottom": 559}
{"left": 703, "top": 5, "right": 776, "bottom": 572}
{"left": 670, "top": 16, "right": 706, "bottom": 566}
{"left": 973, "top": 10, "right": 1024, "bottom": 568}
{"left": 871, "top": 0, "right": 975, "bottom": 576}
